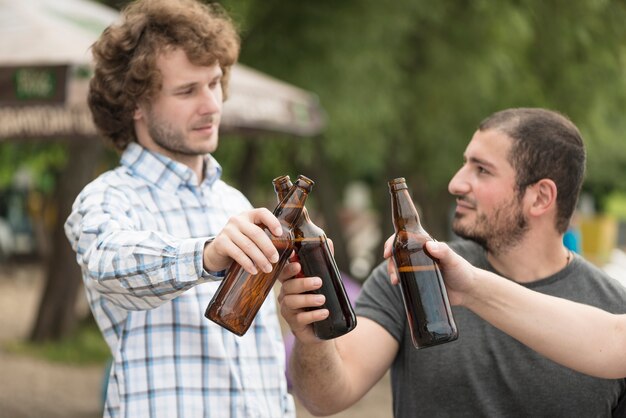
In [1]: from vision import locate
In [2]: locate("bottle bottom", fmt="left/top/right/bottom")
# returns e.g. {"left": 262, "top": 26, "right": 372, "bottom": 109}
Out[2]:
{"left": 410, "top": 328, "right": 458, "bottom": 349}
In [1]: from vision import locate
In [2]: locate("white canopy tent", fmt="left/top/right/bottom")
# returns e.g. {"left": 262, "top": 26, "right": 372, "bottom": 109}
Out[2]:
{"left": 0, "top": 0, "right": 327, "bottom": 342}
{"left": 0, "top": 0, "right": 326, "bottom": 140}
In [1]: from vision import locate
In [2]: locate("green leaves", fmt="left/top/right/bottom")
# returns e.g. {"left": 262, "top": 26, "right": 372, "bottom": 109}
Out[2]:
{"left": 28, "top": 0, "right": 626, "bottom": 223}
{"left": 229, "top": 0, "right": 626, "bottom": 219}
{"left": 0, "top": 143, "right": 67, "bottom": 193}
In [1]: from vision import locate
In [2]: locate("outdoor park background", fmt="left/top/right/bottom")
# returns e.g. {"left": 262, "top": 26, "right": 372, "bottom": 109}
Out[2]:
{"left": 2, "top": 0, "right": 626, "bottom": 417}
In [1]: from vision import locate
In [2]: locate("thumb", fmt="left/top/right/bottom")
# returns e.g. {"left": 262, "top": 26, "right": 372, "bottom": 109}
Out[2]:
{"left": 424, "top": 240, "right": 443, "bottom": 260}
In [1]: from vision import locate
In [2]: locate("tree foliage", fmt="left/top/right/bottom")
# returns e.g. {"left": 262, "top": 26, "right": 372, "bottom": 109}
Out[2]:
{"left": 6, "top": 0, "right": 626, "bottom": 248}
{"left": 66, "top": 0, "right": 626, "bottom": 218}
{"left": 7, "top": 0, "right": 625, "bottom": 342}
{"left": 220, "top": 0, "right": 626, "bottom": 233}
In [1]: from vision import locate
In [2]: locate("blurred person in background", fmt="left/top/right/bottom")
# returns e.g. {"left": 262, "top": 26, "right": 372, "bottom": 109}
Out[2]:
{"left": 65, "top": 0, "right": 295, "bottom": 416}
{"left": 279, "top": 108, "right": 626, "bottom": 417}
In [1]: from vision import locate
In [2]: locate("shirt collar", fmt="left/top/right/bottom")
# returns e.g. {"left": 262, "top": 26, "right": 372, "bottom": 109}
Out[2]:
{"left": 121, "top": 142, "right": 223, "bottom": 191}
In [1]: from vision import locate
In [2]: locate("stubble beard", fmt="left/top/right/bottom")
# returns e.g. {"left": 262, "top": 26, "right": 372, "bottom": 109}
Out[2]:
{"left": 452, "top": 195, "right": 529, "bottom": 255}
{"left": 146, "top": 108, "right": 216, "bottom": 157}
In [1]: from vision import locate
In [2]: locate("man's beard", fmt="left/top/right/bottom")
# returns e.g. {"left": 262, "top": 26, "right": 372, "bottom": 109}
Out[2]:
{"left": 452, "top": 195, "right": 529, "bottom": 255}
{"left": 146, "top": 108, "right": 213, "bottom": 156}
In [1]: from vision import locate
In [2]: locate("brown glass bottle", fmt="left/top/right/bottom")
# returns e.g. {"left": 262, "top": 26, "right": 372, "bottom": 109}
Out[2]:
{"left": 204, "top": 176, "right": 313, "bottom": 336}
{"left": 274, "top": 175, "right": 356, "bottom": 340}
{"left": 389, "top": 177, "right": 458, "bottom": 349}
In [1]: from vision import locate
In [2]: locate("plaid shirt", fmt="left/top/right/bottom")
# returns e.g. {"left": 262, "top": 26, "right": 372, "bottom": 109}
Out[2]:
{"left": 65, "top": 143, "right": 294, "bottom": 418}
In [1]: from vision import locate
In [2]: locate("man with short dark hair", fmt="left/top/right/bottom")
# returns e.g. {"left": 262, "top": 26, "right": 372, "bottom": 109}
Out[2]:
{"left": 280, "top": 108, "right": 626, "bottom": 417}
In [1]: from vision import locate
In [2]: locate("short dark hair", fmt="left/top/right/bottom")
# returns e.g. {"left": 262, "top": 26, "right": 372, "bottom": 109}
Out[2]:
{"left": 88, "top": 0, "right": 240, "bottom": 151}
{"left": 478, "top": 108, "right": 586, "bottom": 233}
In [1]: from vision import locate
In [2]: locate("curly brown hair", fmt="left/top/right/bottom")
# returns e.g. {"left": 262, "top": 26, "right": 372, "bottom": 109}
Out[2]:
{"left": 88, "top": 0, "right": 240, "bottom": 151}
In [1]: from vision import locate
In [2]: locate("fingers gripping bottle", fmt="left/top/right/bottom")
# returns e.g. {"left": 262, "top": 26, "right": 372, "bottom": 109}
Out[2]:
{"left": 388, "top": 177, "right": 458, "bottom": 348}
{"left": 273, "top": 175, "right": 356, "bottom": 339}
{"left": 205, "top": 176, "right": 313, "bottom": 336}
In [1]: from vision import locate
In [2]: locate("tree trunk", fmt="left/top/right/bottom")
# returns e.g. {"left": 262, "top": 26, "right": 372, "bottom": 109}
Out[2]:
{"left": 30, "top": 139, "right": 103, "bottom": 342}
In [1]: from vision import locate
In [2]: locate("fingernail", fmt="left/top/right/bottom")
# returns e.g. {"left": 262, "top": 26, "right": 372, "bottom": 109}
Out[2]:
{"left": 309, "top": 277, "right": 322, "bottom": 287}
{"left": 263, "top": 264, "right": 273, "bottom": 273}
{"left": 314, "top": 295, "right": 325, "bottom": 304}
{"left": 270, "top": 253, "right": 279, "bottom": 263}
{"left": 317, "top": 309, "right": 329, "bottom": 319}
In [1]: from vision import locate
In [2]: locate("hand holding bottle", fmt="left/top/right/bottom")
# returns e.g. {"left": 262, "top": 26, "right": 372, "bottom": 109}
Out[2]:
{"left": 383, "top": 234, "right": 399, "bottom": 285}
{"left": 274, "top": 175, "right": 356, "bottom": 340}
{"left": 388, "top": 177, "right": 458, "bottom": 348}
{"left": 205, "top": 177, "right": 313, "bottom": 336}
{"left": 386, "top": 239, "right": 476, "bottom": 307}
{"left": 202, "top": 208, "right": 283, "bottom": 275}
{"left": 277, "top": 270, "right": 330, "bottom": 344}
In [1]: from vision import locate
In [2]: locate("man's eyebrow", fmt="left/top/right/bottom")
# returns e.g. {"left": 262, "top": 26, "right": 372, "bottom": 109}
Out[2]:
{"left": 171, "top": 73, "right": 222, "bottom": 91}
{"left": 171, "top": 81, "right": 197, "bottom": 91}
{"left": 466, "top": 155, "right": 496, "bottom": 169}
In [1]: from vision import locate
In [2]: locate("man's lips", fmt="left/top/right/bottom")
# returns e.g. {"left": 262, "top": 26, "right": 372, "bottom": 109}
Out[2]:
{"left": 192, "top": 122, "right": 217, "bottom": 133}
{"left": 455, "top": 198, "right": 476, "bottom": 212}
{"left": 192, "top": 117, "right": 218, "bottom": 132}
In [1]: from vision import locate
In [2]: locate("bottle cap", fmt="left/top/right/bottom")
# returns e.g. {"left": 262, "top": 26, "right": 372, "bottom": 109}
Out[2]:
{"left": 296, "top": 175, "right": 315, "bottom": 190}
{"left": 273, "top": 174, "right": 291, "bottom": 182}
{"left": 388, "top": 177, "right": 408, "bottom": 191}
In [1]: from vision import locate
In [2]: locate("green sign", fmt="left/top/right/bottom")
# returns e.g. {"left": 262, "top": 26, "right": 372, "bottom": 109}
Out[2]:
{"left": 14, "top": 68, "right": 57, "bottom": 100}
{"left": 0, "top": 65, "right": 67, "bottom": 105}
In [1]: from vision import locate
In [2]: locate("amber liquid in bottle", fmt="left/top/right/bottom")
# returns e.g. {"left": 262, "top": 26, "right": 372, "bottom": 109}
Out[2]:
{"left": 204, "top": 177, "right": 313, "bottom": 336}
{"left": 389, "top": 177, "right": 458, "bottom": 348}
{"left": 274, "top": 175, "right": 356, "bottom": 340}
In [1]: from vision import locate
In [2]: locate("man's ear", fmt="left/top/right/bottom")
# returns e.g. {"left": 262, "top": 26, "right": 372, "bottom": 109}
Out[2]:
{"left": 133, "top": 105, "right": 144, "bottom": 121}
{"left": 527, "top": 179, "right": 557, "bottom": 216}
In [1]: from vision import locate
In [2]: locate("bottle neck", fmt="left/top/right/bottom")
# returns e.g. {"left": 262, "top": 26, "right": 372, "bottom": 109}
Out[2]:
{"left": 274, "top": 181, "right": 312, "bottom": 228}
{"left": 273, "top": 176, "right": 293, "bottom": 201}
{"left": 274, "top": 177, "right": 311, "bottom": 223}
{"left": 390, "top": 188, "right": 424, "bottom": 233}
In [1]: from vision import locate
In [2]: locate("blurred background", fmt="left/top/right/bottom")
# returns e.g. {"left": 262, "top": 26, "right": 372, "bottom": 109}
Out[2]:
{"left": 2, "top": 0, "right": 626, "bottom": 416}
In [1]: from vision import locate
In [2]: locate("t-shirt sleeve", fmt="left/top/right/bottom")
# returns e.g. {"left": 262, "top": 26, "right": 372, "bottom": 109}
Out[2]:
{"left": 354, "top": 261, "right": 407, "bottom": 343}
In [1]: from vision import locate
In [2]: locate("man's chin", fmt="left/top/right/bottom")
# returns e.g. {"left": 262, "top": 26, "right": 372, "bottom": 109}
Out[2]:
{"left": 200, "top": 137, "right": 219, "bottom": 154}
{"left": 188, "top": 138, "right": 218, "bottom": 155}
{"left": 451, "top": 220, "right": 470, "bottom": 237}
{"left": 453, "top": 226, "right": 490, "bottom": 250}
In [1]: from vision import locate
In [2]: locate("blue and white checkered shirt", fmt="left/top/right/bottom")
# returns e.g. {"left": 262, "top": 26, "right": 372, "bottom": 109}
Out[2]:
{"left": 65, "top": 143, "right": 295, "bottom": 418}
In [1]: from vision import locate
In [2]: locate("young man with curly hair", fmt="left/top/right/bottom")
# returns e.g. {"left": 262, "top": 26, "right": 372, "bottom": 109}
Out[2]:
{"left": 65, "top": 1, "right": 295, "bottom": 416}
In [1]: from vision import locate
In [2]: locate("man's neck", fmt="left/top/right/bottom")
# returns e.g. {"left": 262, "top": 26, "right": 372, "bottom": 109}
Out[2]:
{"left": 137, "top": 138, "right": 205, "bottom": 185}
{"left": 485, "top": 232, "right": 570, "bottom": 284}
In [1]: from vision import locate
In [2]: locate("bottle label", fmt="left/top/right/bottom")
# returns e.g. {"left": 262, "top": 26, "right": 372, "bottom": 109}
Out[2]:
{"left": 397, "top": 265, "right": 436, "bottom": 273}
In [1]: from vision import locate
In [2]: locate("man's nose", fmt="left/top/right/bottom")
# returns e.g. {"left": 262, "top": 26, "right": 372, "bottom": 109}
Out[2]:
{"left": 448, "top": 167, "right": 469, "bottom": 196}
{"left": 198, "top": 87, "right": 220, "bottom": 115}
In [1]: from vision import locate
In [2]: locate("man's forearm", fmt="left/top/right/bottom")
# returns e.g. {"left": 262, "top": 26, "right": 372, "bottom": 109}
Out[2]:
{"left": 289, "top": 340, "right": 360, "bottom": 416}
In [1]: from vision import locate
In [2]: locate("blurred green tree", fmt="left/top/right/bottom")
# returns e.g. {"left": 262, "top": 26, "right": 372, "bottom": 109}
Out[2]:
{"left": 7, "top": 0, "right": 626, "bottom": 341}
{"left": 93, "top": 0, "right": 626, "bottom": 264}
{"left": 218, "top": 0, "right": 626, "bottom": 260}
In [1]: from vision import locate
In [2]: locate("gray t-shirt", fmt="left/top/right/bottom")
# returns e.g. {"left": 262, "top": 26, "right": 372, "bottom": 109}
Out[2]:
{"left": 356, "top": 240, "right": 626, "bottom": 417}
